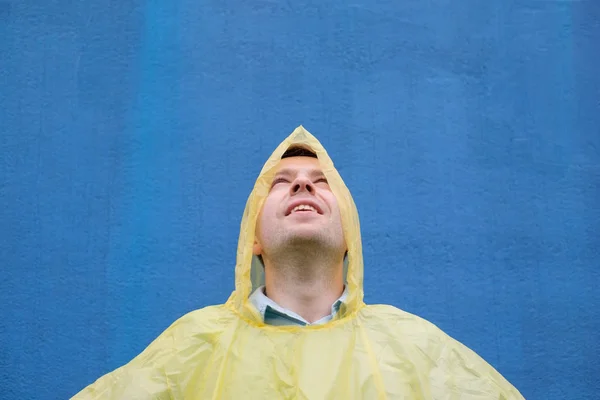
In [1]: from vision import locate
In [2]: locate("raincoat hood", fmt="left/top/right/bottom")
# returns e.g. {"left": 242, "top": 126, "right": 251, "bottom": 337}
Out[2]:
{"left": 227, "top": 125, "right": 364, "bottom": 323}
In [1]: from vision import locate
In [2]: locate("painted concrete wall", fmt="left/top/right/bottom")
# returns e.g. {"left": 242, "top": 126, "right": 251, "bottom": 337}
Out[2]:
{"left": 1, "top": 1, "right": 598, "bottom": 398}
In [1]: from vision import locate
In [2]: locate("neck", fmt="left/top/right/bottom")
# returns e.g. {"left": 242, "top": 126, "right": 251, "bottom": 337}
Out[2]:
{"left": 263, "top": 251, "right": 345, "bottom": 323}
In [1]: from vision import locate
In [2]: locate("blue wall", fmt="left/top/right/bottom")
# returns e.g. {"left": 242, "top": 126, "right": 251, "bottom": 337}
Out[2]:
{"left": 1, "top": 1, "right": 598, "bottom": 399}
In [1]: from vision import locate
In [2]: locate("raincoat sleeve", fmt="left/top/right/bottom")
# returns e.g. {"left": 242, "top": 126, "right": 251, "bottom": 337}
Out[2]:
{"left": 71, "top": 320, "right": 180, "bottom": 400}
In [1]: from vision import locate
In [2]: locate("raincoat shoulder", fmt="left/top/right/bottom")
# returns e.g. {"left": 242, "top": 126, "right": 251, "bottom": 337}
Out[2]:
{"left": 71, "top": 305, "right": 235, "bottom": 400}
{"left": 360, "top": 304, "right": 525, "bottom": 399}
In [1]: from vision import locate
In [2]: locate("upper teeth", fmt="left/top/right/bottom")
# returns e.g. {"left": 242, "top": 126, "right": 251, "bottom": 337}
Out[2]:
{"left": 292, "top": 204, "right": 316, "bottom": 213}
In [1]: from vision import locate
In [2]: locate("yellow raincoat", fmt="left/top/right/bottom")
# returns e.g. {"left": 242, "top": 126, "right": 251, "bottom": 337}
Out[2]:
{"left": 73, "top": 126, "right": 524, "bottom": 399}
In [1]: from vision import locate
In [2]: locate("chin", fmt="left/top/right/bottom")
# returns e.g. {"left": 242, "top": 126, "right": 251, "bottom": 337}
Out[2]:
{"left": 287, "top": 225, "right": 322, "bottom": 236}
{"left": 288, "top": 231, "right": 321, "bottom": 241}
{"left": 287, "top": 232, "right": 333, "bottom": 248}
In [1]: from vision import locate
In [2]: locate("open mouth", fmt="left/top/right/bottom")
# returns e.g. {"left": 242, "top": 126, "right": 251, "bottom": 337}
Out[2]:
{"left": 285, "top": 202, "right": 323, "bottom": 215}
{"left": 291, "top": 204, "right": 317, "bottom": 213}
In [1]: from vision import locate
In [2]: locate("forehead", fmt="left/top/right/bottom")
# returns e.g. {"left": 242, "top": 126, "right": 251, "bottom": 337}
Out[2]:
{"left": 274, "top": 156, "right": 322, "bottom": 174}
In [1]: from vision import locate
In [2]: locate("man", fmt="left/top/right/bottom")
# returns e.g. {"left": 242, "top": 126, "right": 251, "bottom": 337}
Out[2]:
{"left": 73, "top": 126, "right": 524, "bottom": 399}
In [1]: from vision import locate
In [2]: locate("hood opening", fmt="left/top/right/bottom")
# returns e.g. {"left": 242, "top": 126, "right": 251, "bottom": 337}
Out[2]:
{"left": 226, "top": 126, "right": 365, "bottom": 322}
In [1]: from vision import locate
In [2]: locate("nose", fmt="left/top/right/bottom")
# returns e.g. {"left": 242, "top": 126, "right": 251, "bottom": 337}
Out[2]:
{"left": 290, "top": 176, "right": 315, "bottom": 195}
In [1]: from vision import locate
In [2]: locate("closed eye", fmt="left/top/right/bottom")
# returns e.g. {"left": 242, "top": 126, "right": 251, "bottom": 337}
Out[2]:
{"left": 271, "top": 177, "right": 290, "bottom": 187}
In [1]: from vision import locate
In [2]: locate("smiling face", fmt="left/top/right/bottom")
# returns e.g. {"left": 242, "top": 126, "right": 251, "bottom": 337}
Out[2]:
{"left": 253, "top": 156, "right": 346, "bottom": 260}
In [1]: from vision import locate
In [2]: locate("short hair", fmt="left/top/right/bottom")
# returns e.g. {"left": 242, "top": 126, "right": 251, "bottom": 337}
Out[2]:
{"left": 281, "top": 146, "right": 318, "bottom": 159}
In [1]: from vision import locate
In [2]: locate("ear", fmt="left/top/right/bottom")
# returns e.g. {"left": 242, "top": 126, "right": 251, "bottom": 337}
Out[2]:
{"left": 253, "top": 239, "right": 262, "bottom": 256}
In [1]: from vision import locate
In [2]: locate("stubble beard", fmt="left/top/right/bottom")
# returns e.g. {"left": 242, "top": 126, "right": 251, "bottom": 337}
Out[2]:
{"left": 263, "top": 226, "right": 345, "bottom": 281}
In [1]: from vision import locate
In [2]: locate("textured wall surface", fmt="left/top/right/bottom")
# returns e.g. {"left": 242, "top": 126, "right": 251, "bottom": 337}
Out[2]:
{"left": 1, "top": 1, "right": 599, "bottom": 399}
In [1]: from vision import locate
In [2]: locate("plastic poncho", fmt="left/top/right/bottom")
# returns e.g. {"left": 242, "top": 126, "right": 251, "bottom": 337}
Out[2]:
{"left": 73, "top": 126, "right": 525, "bottom": 400}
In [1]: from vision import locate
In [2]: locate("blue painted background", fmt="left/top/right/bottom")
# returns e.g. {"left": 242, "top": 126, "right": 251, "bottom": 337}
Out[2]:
{"left": 1, "top": 1, "right": 599, "bottom": 399}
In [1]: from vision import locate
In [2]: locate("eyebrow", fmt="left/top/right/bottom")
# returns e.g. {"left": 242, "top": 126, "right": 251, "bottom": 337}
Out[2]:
{"left": 274, "top": 168, "right": 326, "bottom": 178}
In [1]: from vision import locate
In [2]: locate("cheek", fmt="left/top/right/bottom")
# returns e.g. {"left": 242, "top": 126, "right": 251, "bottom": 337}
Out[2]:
{"left": 329, "top": 199, "right": 344, "bottom": 228}
{"left": 324, "top": 194, "right": 341, "bottom": 215}
{"left": 258, "top": 197, "right": 278, "bottom": 226}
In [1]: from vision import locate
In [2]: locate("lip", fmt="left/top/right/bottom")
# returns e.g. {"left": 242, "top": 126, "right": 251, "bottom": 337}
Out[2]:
{"left": 285, "top": 199, "right": 324, "bottom": 216}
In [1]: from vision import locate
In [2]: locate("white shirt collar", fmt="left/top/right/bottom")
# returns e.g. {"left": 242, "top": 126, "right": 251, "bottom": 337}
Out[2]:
{"left": 249, "top": 285, "right": 348, "bottom": 325}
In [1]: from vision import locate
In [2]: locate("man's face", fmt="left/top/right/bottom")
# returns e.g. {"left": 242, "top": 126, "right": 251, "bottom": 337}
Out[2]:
{"left": 253, "top": 156, "right": 345, "bottom": 259}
